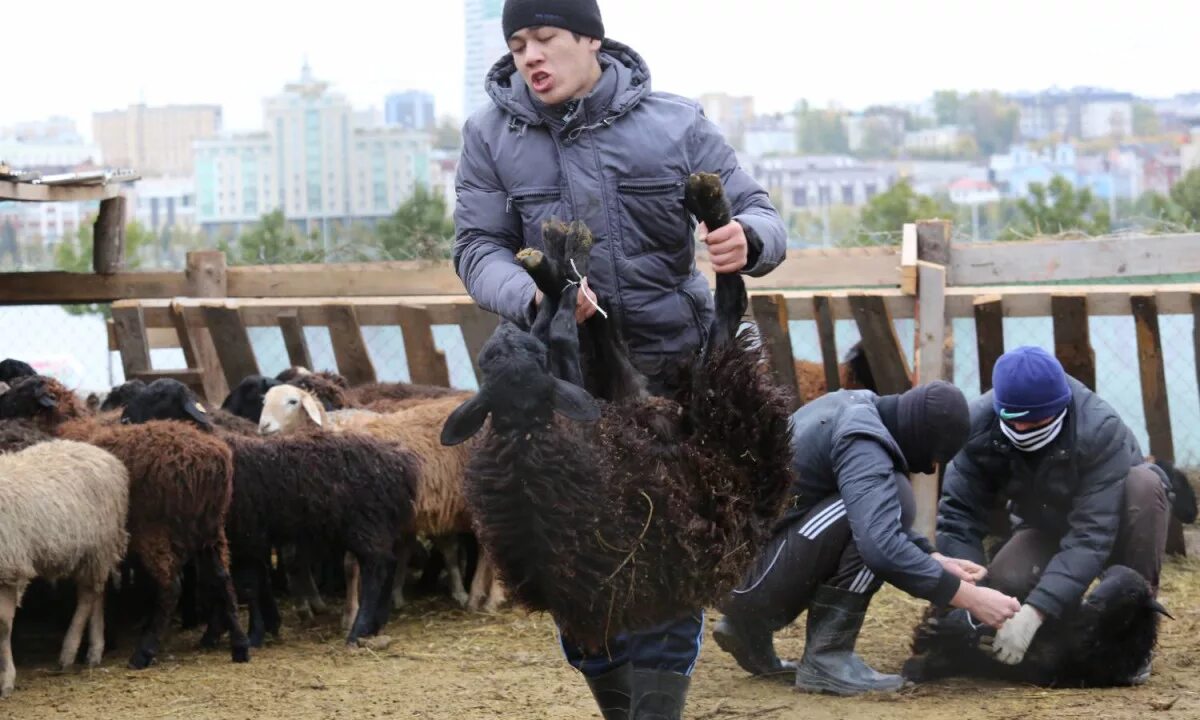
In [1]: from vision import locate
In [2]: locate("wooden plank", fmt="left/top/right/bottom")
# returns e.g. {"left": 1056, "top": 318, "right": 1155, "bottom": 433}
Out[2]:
{"left": 1130, "top": 294, "right": 1174, "bottom": 462}
{"left": 949, "top": 233, "right": 1200, "bottom": 285}
{"left": 911, "top": 473, "right": 939, "bottom": 543}
{"left": 455, "top": 304, "right": 500, "bottom": 383}
{"left": 201, "top": 305, "right": 261, "bottom": 391}
{"left": 92, "top": 196, "right": 126, "bottom": 274}
{"left": 812, "top": 295, "right": 840, "bottom": 392}
{"left": 277, "top": 311, "right": 314, "bottom": 370}
{"left": 847, "top": 293, "right": 912, "bottom": 395}
{"left": 916, "top": 261, "right": 947, "bottom": 383}
{"left": 169, "top": 301, "right": 199, "bottom": 369}
{"left": 750, "top": 294, "right": 800, "bottom": 409}
{"left": 1051, "top": 294, "right": 1096, "bottom": 390}
{"left": 108, "top": 323, "right": 180, "bottom": 351}
{"left": 111, "top": 305, "right": 151, "bottom": 381}
{"left": 900, "top": 224, "right": 918, "bottom": 295}
{"left": 324, "top": 304, "right": 378, "bottom": 386}
{"left": 0, "top": 270, "right": 188, "bottom": 305}
{"left": 1194, "top": 294, "right": 1200, "bottom": 417}
{"left": 974, "top": 295, "right": 1004, "bottom": 394}
{"left": 395, "top": 304, "right": 450, "bottom": 387}
{"left": 185, "top": 251, "right": 230, "bottom": 404}
{"left": 917, "top": 219, "right": 953, "bottom": 266}
{"left": 0, "top": 179, "right": 125, "bottom": 203}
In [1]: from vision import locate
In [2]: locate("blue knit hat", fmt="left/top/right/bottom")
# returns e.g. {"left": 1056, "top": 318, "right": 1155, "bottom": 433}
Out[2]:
{"left": 992, "top": 346, "right": 1072, "bottom": 422}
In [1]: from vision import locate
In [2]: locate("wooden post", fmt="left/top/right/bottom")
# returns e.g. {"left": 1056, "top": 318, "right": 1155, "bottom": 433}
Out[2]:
{"left": 184, "top": 251, "right": 230, "bottom": 403}
{"left": 812, "top": 295, "right": 840, "bottom": 393}
{"left": 1051, "top": 294, "right": 1096, "bottom": 390}
{"left": 916, "top": 219, "right": 953, "bottom": 266}
{"left": 847, "top": 293, "right": 912, "bottom": 395}
{"left": 1130, "top": 294, "right": 1175, "bottom": 463}
{"left": 277, "top": 311, "right": 314, "bottom": 371}
{"left": 111, "top": 305, "right": 151, "bottom": 380}
{"left": 201, "top": 304, "right": 261, "bottom": 391}
{"left": 455, "top": 305, "right": 500, "bottom": 385}
{"left": 395, "top": 304, "right": 451, "bottom": 387}
{"left": 900, "top": 223, "right": 918, "bottom": 295}
{"left": 325, "top": 304, "right": 378, "bottom": 387}
{"left": 92, "top": 196, "right": 126, "bottom": 274}
{"left": 915, "top": 261, "right": 947, "bottom": 383}
{"left": 973, "top": 295, "right": 1004, "bottom": 394}
{"left": 750, "top": 294, "right": 800, "bottom": 409}
{"left": 1193, "top": 293, "right": 1200, "bottom": 418}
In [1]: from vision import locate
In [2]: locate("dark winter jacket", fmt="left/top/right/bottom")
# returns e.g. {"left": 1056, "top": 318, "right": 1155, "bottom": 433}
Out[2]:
{"left": 452, "top": 39, "right": 787, "bottom": 372}
{"left": 783, "top": 389, "right": 962, "bottom": 606}
{"left": 936, "top": 376, "right": 1161, "bottom": 619}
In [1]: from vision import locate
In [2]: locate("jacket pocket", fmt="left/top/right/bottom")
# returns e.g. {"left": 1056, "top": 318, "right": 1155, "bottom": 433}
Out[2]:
{"left": 506, "top": 186, "right": 564, "bottom": 249}
{"left": 615, "top": 177, "right": 689, "bottom": 260}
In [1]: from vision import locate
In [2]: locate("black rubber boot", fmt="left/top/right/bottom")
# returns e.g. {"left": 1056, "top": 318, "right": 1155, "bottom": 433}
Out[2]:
{"left": 629, "top": 668, "right": 691, "bottom": 720}
{"left": 584, "top": 664, "right": 632, "bottom": 720}
{"left": 792, "top": 585, "right": 906, "bottom": 696}
{"left": 712, "top": 616, "right": 793, "bottom": 681}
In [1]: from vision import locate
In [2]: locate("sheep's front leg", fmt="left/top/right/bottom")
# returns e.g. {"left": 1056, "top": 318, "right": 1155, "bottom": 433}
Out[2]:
{"left": 85, "top": 589, "right": 106, "bottom": 667}
{"left": 342, "top": 552, "right": 360, "bottom": 631}
{"left": 58, "top": 585, "right": 99, "bottom": 670}
{"left": 435, "top": 536, "right": 469, "bottom": 607}
{"left": 0, "top": 585, "right": 17, "bottom": 698}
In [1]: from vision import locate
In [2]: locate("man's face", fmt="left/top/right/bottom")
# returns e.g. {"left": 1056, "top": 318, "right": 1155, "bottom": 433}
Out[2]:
{"left": 507, "top": 26, "right": 601, "bottom": 106}
{"left": 1007, "top": 415, "right": 1056, "bottom": 433}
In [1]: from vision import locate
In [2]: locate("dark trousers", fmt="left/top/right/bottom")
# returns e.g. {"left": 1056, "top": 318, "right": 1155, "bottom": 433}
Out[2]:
{"left": 559, "top": 612, "right": 706, "bottom": 678}
{"left": 718, "top": 494, "right": 884, "bottom": 633}
{"left": 988, "top": 464, "right": 1170, "bottom": 601}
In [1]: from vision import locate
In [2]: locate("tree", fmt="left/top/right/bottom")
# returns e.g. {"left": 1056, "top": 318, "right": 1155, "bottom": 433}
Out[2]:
{"left": 1168, "top": 168, "right": 1200, "bottom": 227}
{"left": 375, "top": 184, "right": 456, "bottom": 261}
{"left": 1132, "top": 103, "right": 1161, "bottom": 137}
{"left": 857, "top": 117, "right": 899, "bottom": 159}
{"left": 961, "top": 91, "right": 1020, "bottom": 157}
{"left": 855, "top": 178, "right": 950, "bottom": 245}
{"left": 933, "top": 90, "right": 961, "bottom": 126}
{"left": 434, "top": 115, "right": 463, "bottom": 152}
{"left": 55, "top": 218, "right": 157, "bottom": 316}
{"left": 796, "top": 101, "right": 849, "bottom": 154}
{"left": 220, "top": 209, "right": 325, "bottom": 265}
{"left": 1004, "top": 175, "right": 1111, "bottom": 239}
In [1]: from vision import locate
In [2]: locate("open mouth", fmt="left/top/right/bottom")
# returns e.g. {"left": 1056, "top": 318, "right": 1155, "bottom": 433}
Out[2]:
{"left": 530, "top": 70, "right": 553, "bottom": 93}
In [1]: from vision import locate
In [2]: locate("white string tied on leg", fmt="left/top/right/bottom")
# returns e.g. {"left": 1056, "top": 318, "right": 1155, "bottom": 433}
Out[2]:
{"left": 563, "top": 258, "right": 608, "bottom": 319}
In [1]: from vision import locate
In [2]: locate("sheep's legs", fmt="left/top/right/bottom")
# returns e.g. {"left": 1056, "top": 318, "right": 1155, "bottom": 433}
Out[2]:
{"left": 468, "top": 550, "right": 507, "bottom": 614}
{"left": 201, "top": 545, "right": 251, "bottom": 661}
{"left": 391, "top": 537, "right": 414, "bottom": 611}
{"left": 284, "top": 543, "right": 327, "bottom": 618}
{"left": 85, "top": 590, "right": 105, "bottom": 667}
{"left": 58, "top": 585, "right": 100, "bottom": 670}
{"left": 370, "top": 557, "right": 399, "bottom": 635}
{"left": 347, "top": 556, "right": 388, "bottom": 645}
{"left": 0, "top": 585, "right": 17, "bottom": 698}
{"left": 434, "top": 536, "right": 469, "bottom": 608}
{"left": 342, "top": 552, "right": 360, "bottom": 632}
{"left": 129, "top": 533, "right": 181, "bottom": 670}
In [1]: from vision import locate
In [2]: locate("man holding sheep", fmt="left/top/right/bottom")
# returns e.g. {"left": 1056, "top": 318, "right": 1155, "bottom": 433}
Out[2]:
{"left": 452, "top": 0, "right": 787, "bottom": 717}
{"left": 936, "top": 345, "right": 1170, "bottom": 683}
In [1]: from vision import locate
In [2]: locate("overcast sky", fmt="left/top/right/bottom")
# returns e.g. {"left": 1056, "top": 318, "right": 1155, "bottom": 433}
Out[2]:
{"left": 4, "top": 0, "right": 1195, "bottom": 140}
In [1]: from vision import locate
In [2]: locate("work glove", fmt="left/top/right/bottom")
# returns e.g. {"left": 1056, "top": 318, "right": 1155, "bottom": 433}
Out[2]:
{"left": 991, "top": 603, "right": 1044, "bottom": 665}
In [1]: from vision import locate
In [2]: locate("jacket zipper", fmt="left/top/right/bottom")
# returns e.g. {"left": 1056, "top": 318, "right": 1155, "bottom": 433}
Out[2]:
{"left": 616, "top": 179, "right": 684, "bottom": 194}
{"left": 505, "top": 188, "right": 560, "bottom": 214}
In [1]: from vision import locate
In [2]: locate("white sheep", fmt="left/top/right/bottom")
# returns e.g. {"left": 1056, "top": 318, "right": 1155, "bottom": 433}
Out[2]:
{"left": 258, "top": 384, "right": 506, "bottom": 618}
{"left": 0, "top": 440, "right": 130, "bottom": 698}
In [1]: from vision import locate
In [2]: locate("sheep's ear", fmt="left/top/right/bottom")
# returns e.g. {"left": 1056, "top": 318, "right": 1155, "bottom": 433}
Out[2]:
{"left": 551, "top": 378, "right": 600, "bottom": 422}
{"left": 440, "top": 394, "right": 490, "bottom": 446}
{"left": 1150, "top": 599, "right": 1174, "bottom": 620}
{"left": 184, "top": 399, "right": 211, "bottom": 426}
{"left": 301, "top": 393, "right": 324, "bottom": 427}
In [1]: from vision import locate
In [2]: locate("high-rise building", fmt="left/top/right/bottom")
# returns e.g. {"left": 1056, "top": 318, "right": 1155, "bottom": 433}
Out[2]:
{"left": 464, "top": 0, "right": 508, "bottom": 120}
{"left": 193, "top": 63, "right": 431, "bottom": 242}
{"left": 92, "top": 103, "right": 221, "bottom": 177}
{"left": 385, "top": 90, "right": 436, "bottom": 131}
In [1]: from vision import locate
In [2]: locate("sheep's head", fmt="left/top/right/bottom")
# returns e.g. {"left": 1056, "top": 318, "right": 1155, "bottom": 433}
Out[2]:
{"left": 287, "top": 373, "right": 349, "bottom": 410}
{"left": 440, "top": 323, "right": 600, "bottom": 446}
{"left": 0, "top": 358, "right": 36, "bottom": 384}
{"left": 121, "top": 378, "right": 213, "bottom": 431}
{"left": 1077, "top": 565, "right": 1172, "bottom": 632}
{"left": 0, "top": 375, "right": 84, "bottom": 431}
{"left": 100, "top": 378, "right": 148, "bottom": 412}
{"left": 259, "top": 384, "right": 326, "bottom": 435}
{"left": 275, "top": 366, "right": 312, "bottom": 383}
{"left": 220, "top": 374, "right": 282, "bottom": 423}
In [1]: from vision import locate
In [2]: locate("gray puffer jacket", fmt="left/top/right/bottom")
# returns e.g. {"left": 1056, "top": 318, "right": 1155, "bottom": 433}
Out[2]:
{"left": 452, "top": 40, "right": 787, "bottom": 370}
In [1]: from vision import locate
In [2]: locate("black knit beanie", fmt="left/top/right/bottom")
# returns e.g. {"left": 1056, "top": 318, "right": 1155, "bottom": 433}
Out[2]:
{"left": 876, "top": 380, "right": 970, "bottom": 474}
{"left": 502, "top": 0, "right": 605, "bottom": 40}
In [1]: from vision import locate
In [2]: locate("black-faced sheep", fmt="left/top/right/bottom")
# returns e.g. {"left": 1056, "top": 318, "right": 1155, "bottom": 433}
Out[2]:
{"left": 0, "top": 440, "right": 130, "bottom": 698}
{"left": 258, "top": 384, "right": 504, "bottom": 616}
{"left": 0, "top": 359, "right": 34, "bottom": 384}
{"left": 440, "top": 177, "right": 794, "bottom": 648}
{"left": 220, "top": 375, "right": 282, "bottom": 424}
{"left": 901, "top": 565, "right": 1169, "bottom": 687}
{"left": 0, "top": 375, "right": 250, "bottom": 669}
{"left": 120, "top": 379, "right": 421, "bottom": 646}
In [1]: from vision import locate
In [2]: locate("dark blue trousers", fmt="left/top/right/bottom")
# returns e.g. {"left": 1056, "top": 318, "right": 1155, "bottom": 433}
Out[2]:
{"left": 558, "top": 611, "right": 706, "bottom": 678}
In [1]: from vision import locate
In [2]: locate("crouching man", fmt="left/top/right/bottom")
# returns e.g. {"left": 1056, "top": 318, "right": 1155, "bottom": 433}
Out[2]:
{"left": 936, "top": 345, "right": 1170, "bottom": 684}
{"left": 713, "top": 380, "right": 1022, "bottom": 695}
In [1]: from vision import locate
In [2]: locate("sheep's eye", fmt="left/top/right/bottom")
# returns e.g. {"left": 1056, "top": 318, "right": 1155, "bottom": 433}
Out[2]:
{"left": 288, "top": 399, "right": 299, "bottom": 406}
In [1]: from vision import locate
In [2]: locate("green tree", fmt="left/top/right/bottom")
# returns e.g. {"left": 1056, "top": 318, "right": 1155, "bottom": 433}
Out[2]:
{"left": 857, "top": 117, "right": 899, "bottom": 159}
{"left": 933, "top": 90, "right": 961, "bottom": 126}
{"left": 220, "top": 209, "right": 325, "bottom": 265}
{"left": 434, "top": 115, "right": 463, "bottom": 152}
{"left": 854, "top": 178, "right": 950, "bottom": 245}
{"left": 1004, "top": 175, "right": 1111, "bottom": 239}
{"left": 375, "top": 184, "right": 456, "bottom": 261}
{"left": 795, "top": 101, "right": 849, "bottom": 154}
{"left": 1168, "top": 168, "right": 1200, "bottom": 227}
{"left": 1132, "top": 103, "right": 1160, "bottom": 137}
{"left": 962, "top": 91, "right": 1020, "bottom": 157}
{"left": 55, "top": 218, "right": 156, "bottom": 316}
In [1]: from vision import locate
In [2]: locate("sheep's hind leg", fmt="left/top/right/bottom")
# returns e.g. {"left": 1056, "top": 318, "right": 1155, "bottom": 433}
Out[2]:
{"left": 0, "top": 585, "right": 18, "bottom": 698}
{"left": 58, "top": 584, "right": 99, "bottom": 671}
{"left": 435, "top": 536, "right": 469, "bottom": 608}
{"left": 347, "top": 555, "right": 388, "bottom": 645}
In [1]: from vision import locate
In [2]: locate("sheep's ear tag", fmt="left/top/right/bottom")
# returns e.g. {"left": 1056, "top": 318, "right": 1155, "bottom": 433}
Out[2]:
{"left": 551, "top": 378, "right": 600, "bottom": 422}
{"left": 184, "top": 400, "right": 211, "bottom": 425}
{"left": 194, "top": 403, "right": 208, "bottom": 414}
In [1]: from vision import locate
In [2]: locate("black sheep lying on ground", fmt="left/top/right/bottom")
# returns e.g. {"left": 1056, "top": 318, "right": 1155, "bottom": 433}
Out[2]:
{"left": 901, "top": 565, "right": 1170, "bottom": 687}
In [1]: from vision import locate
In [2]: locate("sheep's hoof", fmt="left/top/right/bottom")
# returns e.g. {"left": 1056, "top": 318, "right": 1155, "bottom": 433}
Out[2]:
{"left": 452, "top": 590, "right": 470, "bottom": 608}
{"left": 86, "top": 650, "right": 104, "bottom": 668}
{"left": 516, "top": 248, "right": 544, "bottom": 270}
{"left": 231, "top": 645, "right": 250, "bottom": 664}
{"left": 127, "top": 649, "right": 154, "bottom": 670}
{"left": 1, "top": 684, "right": 11, "bottom": 699}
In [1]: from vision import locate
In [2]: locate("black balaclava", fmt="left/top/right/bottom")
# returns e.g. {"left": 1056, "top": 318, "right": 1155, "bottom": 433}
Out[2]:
{"left": 875, "top": 380, "right": 970, "bottom": 474}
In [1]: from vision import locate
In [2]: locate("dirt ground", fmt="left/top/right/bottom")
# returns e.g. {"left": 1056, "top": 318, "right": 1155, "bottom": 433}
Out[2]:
{"left": 4, "top": 532, "right": 1199, "bottom": 720}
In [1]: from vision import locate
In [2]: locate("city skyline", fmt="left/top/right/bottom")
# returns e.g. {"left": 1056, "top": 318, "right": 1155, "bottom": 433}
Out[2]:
{"left": 3, "top": 0, "right": 1198, "bottom": 145}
